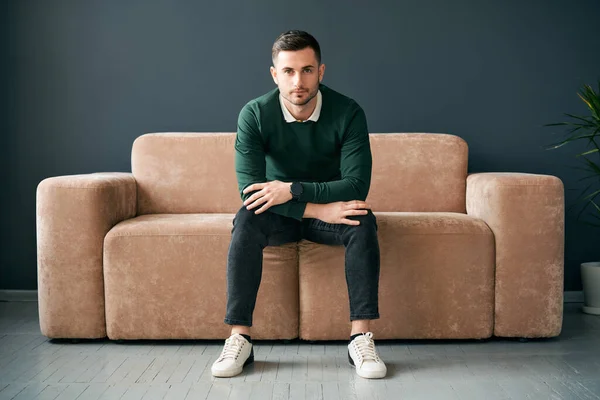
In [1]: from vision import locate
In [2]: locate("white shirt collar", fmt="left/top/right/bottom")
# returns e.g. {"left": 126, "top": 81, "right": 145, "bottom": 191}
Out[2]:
{"left": 279, "top": 90, "right": 322, "bottom": 123}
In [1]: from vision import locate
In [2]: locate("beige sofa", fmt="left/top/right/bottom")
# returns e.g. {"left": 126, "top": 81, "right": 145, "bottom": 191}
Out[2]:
{"left": 36, "top": 132, "right": 565, "bottom": 341}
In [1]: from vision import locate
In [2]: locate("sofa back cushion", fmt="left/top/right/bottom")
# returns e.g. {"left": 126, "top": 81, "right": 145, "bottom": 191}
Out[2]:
{"left": 131, "top": 132, "right": 468, "bottom": 215}
{"left": 369, "top": 133, "right": 468, "bottom": 213}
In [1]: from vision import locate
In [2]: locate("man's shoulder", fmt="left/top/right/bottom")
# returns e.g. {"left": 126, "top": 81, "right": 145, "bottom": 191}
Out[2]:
{"left": 240, "top": 87, "right": 280, "bottom": 114}
{"left": 320, "top": 84, "right": 362, "bottom": 113}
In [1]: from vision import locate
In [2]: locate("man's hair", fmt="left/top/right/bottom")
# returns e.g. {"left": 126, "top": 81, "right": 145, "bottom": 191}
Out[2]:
{"left": 272, "top": 30, "right": 321, "bottom": 65}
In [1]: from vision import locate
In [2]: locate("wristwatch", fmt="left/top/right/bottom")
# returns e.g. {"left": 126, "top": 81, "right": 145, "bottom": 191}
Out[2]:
{"left": 290, "top": 182, "right": 303, "bottom": 201}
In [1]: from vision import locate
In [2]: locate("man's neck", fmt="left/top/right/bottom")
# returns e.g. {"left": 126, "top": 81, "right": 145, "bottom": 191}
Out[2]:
{"left": 283, "top": 95, "right": 318, "bottom": 122}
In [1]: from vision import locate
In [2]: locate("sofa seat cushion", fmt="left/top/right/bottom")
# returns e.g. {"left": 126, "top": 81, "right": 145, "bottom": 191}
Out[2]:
{"left": 103, "top": 213, "right": 299, "bottom": 340}
{"left": 299, "top": 212, "right": 495, "bottom": 340}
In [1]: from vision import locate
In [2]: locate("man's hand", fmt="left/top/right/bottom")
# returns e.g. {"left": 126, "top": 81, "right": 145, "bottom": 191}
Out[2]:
{"left": 316, "top": 200, "right": 371, "bottom": 226}
{"left": 243, "top": 181, "right": 293, "bottom": 214}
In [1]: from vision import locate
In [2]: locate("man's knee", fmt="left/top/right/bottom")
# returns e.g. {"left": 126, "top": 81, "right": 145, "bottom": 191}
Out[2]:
{"left": 347, "top": 209, "right": 378, "bottom": 231}
{"left": 234, "top": 205, "right": 268, "bottom": 226}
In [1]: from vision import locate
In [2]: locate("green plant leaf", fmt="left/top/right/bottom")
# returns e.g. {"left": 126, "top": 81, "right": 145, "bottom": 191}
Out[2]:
{"left": 578, "top": 201, "right": 600, "bottom": 227}
{"left": 583, "top": 128, "right": 600, "bottom": 148}
{"left": 545, "top": 80, "right": 600, "bottom": 230}
{"left": 576, "top": 174, "right": 600, "bottom": 182}
{"left": 576, "top": 198, "right": 592, "bottom": 221}
{"left": 582, "top": 188, "right": 600, "bottom": 201}
{"left": 579, "top": 86, "right": 600, "bottom": 121}
{"left": 578, "top": 148, "right": 600, "bottom": 156}
{"left": 570, "top": 182, "right": 594, "bottom": 205}
{"left": 555, "top": 121, "right": 594, "bottom": 128}
{"left": 576, "top": 136, "right": 597, "bottom": 150}
{"left": 546, "top": 132, "right": 599, "bottom": 149}
{"left": 543, "top": 122, "right": 570, "bottom": 127}
{"left": 566, "top": 165, "right": 597, "bottom": 172}
{"left": 580, "top": 156, "right": 600, "bottom": 175}
{"left": 564, "top": 113, "right": 594, "bottom": 125}
{"left": 588, "top": 205, "right": 600, "bottom": 220}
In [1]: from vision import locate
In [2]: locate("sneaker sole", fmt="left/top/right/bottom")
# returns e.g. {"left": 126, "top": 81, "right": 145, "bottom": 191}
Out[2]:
{"left": 211, "top": 352, "right": 254, "bottom": 378}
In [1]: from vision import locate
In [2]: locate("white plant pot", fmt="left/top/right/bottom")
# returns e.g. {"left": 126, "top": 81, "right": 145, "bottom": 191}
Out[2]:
{"left": 581, "top": 262, "right": 600, "bottom": 315}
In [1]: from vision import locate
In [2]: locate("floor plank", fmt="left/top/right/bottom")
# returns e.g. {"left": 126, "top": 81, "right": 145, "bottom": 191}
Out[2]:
{"left": 0, "top": 302, "right": 598, "bottom": 399}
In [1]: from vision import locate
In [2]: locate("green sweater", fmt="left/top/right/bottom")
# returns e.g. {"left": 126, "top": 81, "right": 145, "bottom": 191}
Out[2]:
{"left": 235, "top": 83, "right": 372, "bottom": 221}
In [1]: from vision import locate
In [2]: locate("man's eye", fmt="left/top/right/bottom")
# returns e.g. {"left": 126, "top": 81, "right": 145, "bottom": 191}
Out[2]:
{"left": 304, "top": 69, "right": 312, "bottom": 73}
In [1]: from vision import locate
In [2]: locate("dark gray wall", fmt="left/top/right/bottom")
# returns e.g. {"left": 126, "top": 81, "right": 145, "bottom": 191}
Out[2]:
{"left": 3, "top": 0, "right": 599, "bottom": 291}
{"left": 2, "top": 1, "right": 14, "bottom": 290}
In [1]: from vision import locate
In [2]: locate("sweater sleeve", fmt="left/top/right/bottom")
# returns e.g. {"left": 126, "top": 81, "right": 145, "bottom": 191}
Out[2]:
{"left": 235, "top": 103, "right": 308, "bottom": 221}
{"left": 297, "top": 101, "right": 372, "bottom": 203}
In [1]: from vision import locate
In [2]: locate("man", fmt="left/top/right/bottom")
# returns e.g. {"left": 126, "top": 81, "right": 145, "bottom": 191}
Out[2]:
{"left": 211, "top": 30, "right": 386, "bottom": 379}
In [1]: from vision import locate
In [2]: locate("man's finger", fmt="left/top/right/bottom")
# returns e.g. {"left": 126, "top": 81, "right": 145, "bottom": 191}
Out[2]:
{"left": 346, "top": 201, "right": 370, "bottom": 209}
{"left": 243, "top": 190, "right": 266, "bottom": 206}
{"left": 254, "top": 201, "right": 272, "bottom": 214}
{"left": 243, "top": 193, "right": 258, "bottom": 206}
{"left": 340, "top": 218, "right": 360, "bottom": 226}
{"left": 243, "top": 183, "right": 265, "bottom": 194}
{"left": 246, "top": 196, "right": 268, "bottom": 210}
{"left": 346, "top": 209, "right": 369, "bottom": 216}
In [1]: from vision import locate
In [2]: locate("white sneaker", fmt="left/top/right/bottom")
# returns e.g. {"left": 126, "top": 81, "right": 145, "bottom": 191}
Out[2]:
{"left": 348, "top": 332, "right": 387, "bottom": 379}
{"left": 211, "top": 333, "right": 254, "bottom": 378}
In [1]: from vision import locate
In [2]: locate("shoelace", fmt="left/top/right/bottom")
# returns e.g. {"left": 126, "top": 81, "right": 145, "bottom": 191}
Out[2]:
{"left": 352, "top": 332, "right": 381, "bottom": 363}
{"left": 217, "top": 334, "right": 245, "bottom": 362}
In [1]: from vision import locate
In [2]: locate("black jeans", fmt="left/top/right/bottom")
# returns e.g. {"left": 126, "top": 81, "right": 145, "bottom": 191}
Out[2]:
{"left": 224, "top": 205, "right": 380, "bottom": 327}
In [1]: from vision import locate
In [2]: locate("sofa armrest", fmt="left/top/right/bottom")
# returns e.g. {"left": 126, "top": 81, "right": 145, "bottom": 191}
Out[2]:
{"left": 36, "top": 172, "right": 137, "bottom": 338}
{"left": 466, "top": 172, "right": 564, "bottom": 338}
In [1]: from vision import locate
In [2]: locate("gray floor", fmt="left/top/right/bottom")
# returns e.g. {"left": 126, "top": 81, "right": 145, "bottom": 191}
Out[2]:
{"left": 0, "top": 302, "right": 599, "bottom": 400}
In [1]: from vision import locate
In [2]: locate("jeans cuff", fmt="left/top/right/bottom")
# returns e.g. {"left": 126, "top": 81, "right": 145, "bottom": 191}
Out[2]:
{"left": 224, "top": 318, "right": 252, "bottom": 327}
{"left": 350, "top": 313, "right": 380, "bottom": 321}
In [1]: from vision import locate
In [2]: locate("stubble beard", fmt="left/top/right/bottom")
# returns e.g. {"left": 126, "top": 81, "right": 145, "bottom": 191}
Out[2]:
{"left": 284, "top": 85, "right": 319, "bottom": 107}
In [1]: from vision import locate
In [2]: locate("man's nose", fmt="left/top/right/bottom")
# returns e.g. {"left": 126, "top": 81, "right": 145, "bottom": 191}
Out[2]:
{"left": 293, "top": 73, "right": 303, "bottom": 87}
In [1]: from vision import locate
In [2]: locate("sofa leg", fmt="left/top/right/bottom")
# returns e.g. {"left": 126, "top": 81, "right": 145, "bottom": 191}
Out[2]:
{"left": 116, "top": 339, "right": 125, "bottom": 344}
{"left": 282, "top": 339, "right": 292, "bottom": 344}
{"left": 70, "top": 339, "right": 80, "bottom": 344}
{"left": 519, "top": 337, "right": 529, "bottom": 343}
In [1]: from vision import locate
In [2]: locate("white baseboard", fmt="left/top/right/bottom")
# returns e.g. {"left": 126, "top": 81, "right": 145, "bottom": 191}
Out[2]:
{"left": 0, "top": 289, "right": 586, "bottom": 303}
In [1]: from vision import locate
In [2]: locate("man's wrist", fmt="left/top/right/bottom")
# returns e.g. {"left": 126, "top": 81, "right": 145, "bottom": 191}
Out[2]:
{"left": 303, "top": 202, "right": 322, "bottom": 219}
{"left": 289, "top": 181, "right": 304, "bottom": 202}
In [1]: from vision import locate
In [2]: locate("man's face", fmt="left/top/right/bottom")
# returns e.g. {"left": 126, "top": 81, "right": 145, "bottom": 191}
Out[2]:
{"left": 270, "top": 47, "right": 325, "bottom": 107}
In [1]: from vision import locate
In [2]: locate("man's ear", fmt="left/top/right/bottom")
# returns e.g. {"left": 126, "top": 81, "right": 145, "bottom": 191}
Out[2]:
{"left": 270, "top": 66, "right": 278, "bottom": 85}
{"left": 319, "top": 63, "right": 326, "bottom": 82}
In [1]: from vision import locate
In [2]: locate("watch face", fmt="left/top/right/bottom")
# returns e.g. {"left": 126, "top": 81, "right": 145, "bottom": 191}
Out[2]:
{"left": 292, "top": 182, "right": 302, "bottom": 196}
